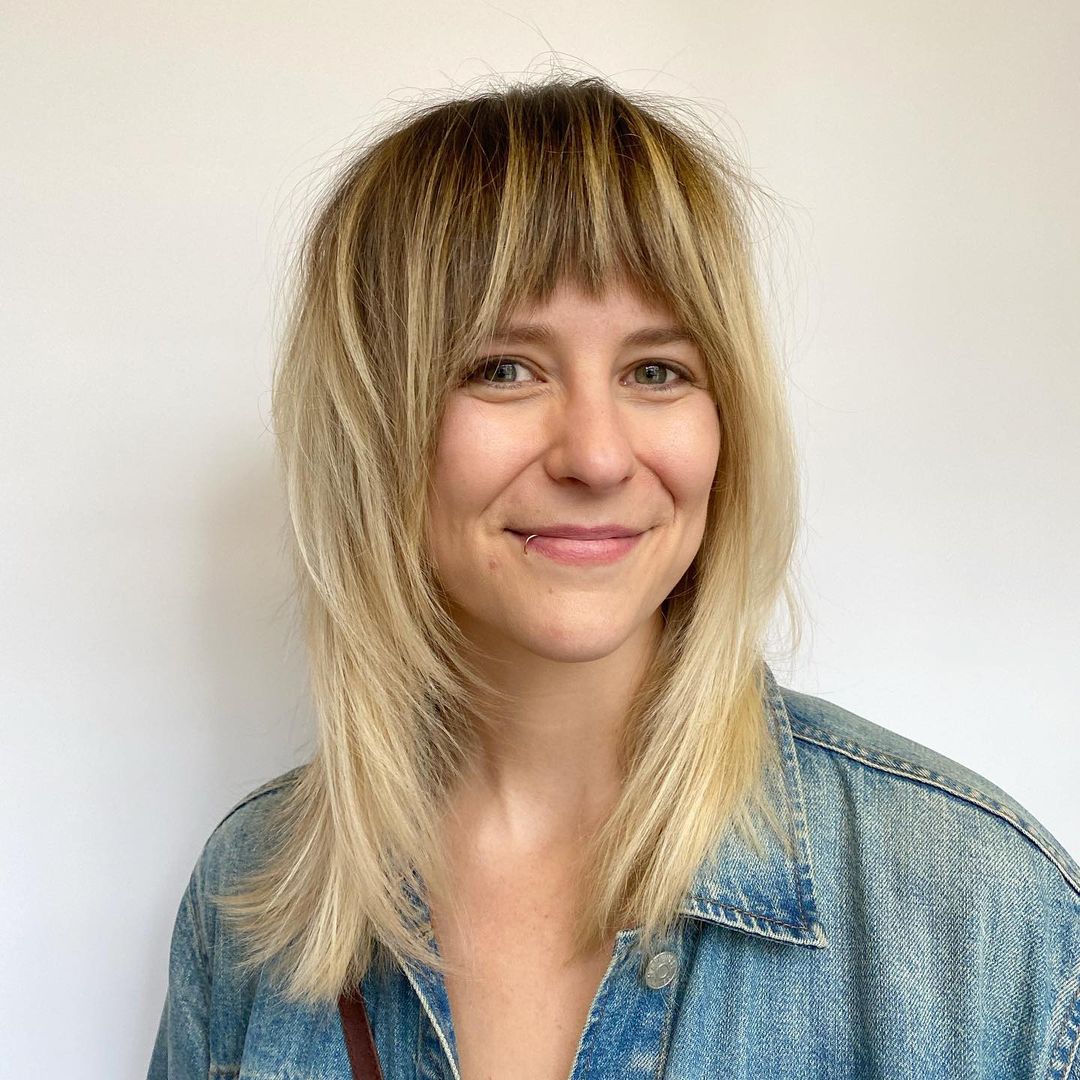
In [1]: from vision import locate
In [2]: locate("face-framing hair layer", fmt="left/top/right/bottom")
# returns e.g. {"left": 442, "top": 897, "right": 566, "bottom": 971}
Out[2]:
{"left": 214, "top": 73, "right": 804, "bottom": 1005}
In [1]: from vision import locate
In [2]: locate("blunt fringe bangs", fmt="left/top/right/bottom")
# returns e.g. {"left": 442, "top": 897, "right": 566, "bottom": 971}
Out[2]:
{"left": 212, "top": 72, "right": 805, "bottom": 1006}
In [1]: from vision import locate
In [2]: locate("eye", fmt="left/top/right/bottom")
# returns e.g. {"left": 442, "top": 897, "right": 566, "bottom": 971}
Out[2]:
{"left": 464, "top": 357, "right": 694, "bottom": 392}
{"left": 631, "top": 361, "right": 689, "bottom": 391}
{"left": 464, "top": 357, "right": 537, "bottom": 387}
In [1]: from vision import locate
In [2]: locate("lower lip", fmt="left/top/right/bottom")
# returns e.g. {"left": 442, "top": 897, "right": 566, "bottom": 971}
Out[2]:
{"left": 506, "top": 530, "right": 646, "bottom": 565}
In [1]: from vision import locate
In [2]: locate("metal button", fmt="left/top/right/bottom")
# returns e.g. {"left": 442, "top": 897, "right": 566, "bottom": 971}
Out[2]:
{"left": 644, "top": 950, "right": 677, "bottom": 989}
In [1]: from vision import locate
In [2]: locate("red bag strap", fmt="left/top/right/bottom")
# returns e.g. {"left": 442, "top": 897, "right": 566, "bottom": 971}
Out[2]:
{"left": 338, "top": 987, "right": 385, "bottom": 1080}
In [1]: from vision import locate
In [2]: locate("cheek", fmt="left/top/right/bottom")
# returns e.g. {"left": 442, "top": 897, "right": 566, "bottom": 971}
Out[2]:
{"left": 650, "top": 405, "right": 721, "bottom": 504}
{"left": 428, "top": 397, "right": 526, "bottom": 523}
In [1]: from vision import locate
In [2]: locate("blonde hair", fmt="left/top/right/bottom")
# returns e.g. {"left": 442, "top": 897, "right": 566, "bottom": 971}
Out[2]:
{"left": 214, "top": 72, "right": 805, "bottom": 1005}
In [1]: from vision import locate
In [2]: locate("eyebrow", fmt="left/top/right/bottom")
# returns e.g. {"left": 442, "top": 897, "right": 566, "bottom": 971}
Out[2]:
{"left": 487, "top": 322, "right": 696, "bottom": 348}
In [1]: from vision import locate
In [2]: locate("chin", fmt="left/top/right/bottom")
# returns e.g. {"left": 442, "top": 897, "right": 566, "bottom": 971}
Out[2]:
{"left": 509, "top": 612, "right": 641, "bottom": 663}
{"left": 533, "top": 636, "right": 625, "bottom": 664}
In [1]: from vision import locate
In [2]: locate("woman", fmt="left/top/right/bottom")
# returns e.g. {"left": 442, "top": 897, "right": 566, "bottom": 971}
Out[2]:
{"left": 148, "top": 76, "right": 1080, "bottom": 1079}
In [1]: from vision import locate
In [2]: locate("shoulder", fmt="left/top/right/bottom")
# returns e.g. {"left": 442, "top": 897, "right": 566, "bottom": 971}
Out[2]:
{"left": 194, "top": 765, "right": 307, "bottom": 896}
{"left": 210, "top": 765, "right": 306, "bottom": 843}
{"left": 775, "top": 685, "right": 1080, "bottom": 1071}
{"left": 184, "top": 764, "right": 308, "bottom": 966}
{"left": 152, "top": 766, "right": 310, "bottom": 1075}
{"left": 777, "top": 683, "right": 1080, "bottom": 902}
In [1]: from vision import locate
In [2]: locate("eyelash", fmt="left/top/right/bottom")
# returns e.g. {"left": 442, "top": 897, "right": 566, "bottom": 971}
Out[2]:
{"left": 464, "top": 357, "right": 694, "bottom": 393}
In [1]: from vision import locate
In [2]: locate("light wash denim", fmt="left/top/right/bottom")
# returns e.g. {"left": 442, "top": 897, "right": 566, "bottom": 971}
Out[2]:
{"left": 148, "top": 664, "right": 1080, "bottom": 1078}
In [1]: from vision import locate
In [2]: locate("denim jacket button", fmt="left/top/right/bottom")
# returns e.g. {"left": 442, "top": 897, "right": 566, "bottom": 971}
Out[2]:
{"left": 644, "top": 950, "right": 677, "bottom": 989}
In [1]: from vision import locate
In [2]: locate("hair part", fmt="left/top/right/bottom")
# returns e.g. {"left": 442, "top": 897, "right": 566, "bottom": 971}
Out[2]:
{"left": 213, "top": 70, "right": 805, "bottom": 1006}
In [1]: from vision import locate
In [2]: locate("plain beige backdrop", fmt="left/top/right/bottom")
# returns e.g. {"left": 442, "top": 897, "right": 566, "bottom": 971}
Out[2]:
{"left": 2, "top": 2, "right": 1078, "bottom": 1075}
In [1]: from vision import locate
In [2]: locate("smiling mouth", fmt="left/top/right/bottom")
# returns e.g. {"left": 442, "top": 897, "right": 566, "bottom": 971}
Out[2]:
{"left": 505, "top": 524, "right": 646, "bottom": 540}
{"left": 504, "top": 529, "right": 647, "bottom": 565}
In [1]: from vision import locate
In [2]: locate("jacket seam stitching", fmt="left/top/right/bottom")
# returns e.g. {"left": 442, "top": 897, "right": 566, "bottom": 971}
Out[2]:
{"left": 686, "top": 898, "right": 814, "bottom": 933}
{"left": 186, "top": 873, "right": 212, "bottom": 982}
{"left": 789, "top": 727, "right": 1080, "bottom": 899}
{"left": 1051, "top": 965, "right": 1080, "bottom": 1079}
{"left": 766, "top": 676, "right": 820, "bottom": 932}
{"left": 1066, "top": 1031, "right": 1080, "bottom": 1080}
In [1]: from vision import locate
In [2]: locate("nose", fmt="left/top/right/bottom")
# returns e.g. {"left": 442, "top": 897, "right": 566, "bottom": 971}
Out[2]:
{"left": 540, "top": 382, "right": 638, "bottom": 489}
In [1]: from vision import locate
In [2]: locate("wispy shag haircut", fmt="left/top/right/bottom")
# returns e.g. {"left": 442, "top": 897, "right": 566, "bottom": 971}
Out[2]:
{"left": 215, "top": 73, "right": 804, "bottom": 1005}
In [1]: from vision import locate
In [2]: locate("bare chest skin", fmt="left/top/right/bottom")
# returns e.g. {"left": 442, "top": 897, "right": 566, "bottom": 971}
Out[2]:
{"left": 427, "top": 840, "right": 619, "bottom": 1080}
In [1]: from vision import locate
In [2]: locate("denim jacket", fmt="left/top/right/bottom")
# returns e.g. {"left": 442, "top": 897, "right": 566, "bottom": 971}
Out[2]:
{"left": 148, "top": 665, "right": 1080, "bottom": 1079}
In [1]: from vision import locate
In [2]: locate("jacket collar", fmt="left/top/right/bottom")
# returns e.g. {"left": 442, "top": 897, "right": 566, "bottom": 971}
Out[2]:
{"left": 404, "top": 661, "right": 828, "bottom": 951}
{"left": 678, "top": 662, "right": 828, "bottom": 949}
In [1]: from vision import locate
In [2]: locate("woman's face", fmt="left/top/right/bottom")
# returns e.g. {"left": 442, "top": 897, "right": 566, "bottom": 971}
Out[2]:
{"left": 426, "top": 276, "right": 721, "bottom": 664}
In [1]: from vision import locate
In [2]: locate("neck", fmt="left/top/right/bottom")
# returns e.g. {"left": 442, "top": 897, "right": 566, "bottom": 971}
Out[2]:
{"left": 445, "top": 610, "right": 663, "bottom": 852}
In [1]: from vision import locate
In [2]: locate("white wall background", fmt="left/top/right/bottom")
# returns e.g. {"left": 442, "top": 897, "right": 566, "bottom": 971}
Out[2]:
{"left": 3, "top": 2, "right": 1077, "bottom": 1075}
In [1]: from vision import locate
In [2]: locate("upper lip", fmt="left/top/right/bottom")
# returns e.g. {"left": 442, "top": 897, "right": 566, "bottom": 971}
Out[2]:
{"left": 507, "top": 523, "right": 645, "bottom": 539}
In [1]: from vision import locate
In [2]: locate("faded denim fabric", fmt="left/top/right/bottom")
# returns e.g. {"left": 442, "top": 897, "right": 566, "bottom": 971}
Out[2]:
{"left": 148, "top": 665, "right": 1080, "bottom": 1078}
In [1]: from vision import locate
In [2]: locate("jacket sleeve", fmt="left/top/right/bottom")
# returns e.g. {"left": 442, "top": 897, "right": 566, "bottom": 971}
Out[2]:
{"left": 147, "top": 863, "right": 212, "bottom": 1080}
